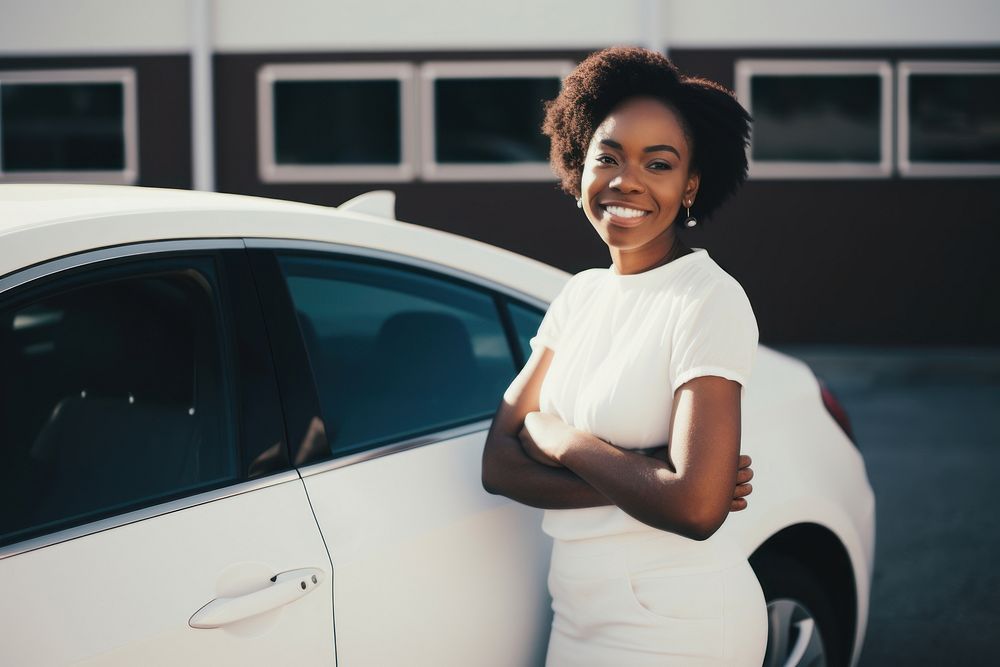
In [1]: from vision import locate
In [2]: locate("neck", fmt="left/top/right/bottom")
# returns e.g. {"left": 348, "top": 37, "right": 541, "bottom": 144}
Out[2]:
{"left": 610, "top": 233, "right": 688, "bottom": 276}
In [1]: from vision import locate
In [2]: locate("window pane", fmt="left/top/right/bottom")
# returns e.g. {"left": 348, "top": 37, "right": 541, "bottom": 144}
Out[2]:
{"left": 508, "top": 301, "right": 544, "bottom": 368}
{"left": 434, "top": 77, "right": 560, "bottom": 163}
{"left": 0, "top": 260, "right": 237, "bottom": 547}
{"left": 750, "top": 75, "right": 882, "bottom": 162}
{"left": 909, "top": 73, "right": 1000, "bottom": 162}
{"left": 273, "top": 79, "right": 401, "bottom": 165}
{"left": 279, "top": 255, "right": 516, "bottom": 456}
{"left": 1, "top": 82, "right": 125, "bottom": 171}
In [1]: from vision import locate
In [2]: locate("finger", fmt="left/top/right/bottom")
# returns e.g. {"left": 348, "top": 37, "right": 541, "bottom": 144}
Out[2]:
{"left": 729, "top": 498, "right": 748, "bottom": 512}
{"left": 733, "top": 482, "right": 753, "bottom": 499}
{"left": 738, "top": 454, "right": 752, "bottom": 469}
{"left": 736, "top": 466, "right": 754, "bottom": 484}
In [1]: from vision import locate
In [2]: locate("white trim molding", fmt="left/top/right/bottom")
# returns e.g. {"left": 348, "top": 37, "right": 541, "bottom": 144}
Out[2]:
{"left": 897, "top": 60, "right": 1000, "bottom": 178}
{"left": 256, "top": 62, "right": 417, "bottom": 183}
{"left": 735, "top": 59, "right": 894, "bottom": 179}
{"left": 0, "top": 68, "right": 139, "bottom": 184}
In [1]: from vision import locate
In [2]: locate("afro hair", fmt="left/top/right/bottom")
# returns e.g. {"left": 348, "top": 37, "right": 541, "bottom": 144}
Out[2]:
{"left": 542, "top": 47, "right": 752, "bottom": 226}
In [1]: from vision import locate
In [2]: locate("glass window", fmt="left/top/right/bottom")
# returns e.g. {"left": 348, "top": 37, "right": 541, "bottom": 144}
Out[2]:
{"left": 274, "top": 80, "right": 401, "bottom": 165}
{"left": 257, "top": 63, "right": 415, "bottom": 183}
{"left": 434, "top": 77, "right": 560, "bottom": 163}
{"left": 508, "top": 301, "right": 545, "bottom": 368}
{"left": 0, "top": 258, "right": 237, "bottom": 547}
{"left": 898, "top": 61, "right": 1000, "bottom": 177}
{"left": 278, "top": 254, "right": 517, "bottom": 456}
{"left": 734, "top": 60, "right": 892, "bottom": 178}
{"left": 0, "top": 69, "right": 137, "bottom": 183}
{"left": 420, "top": 61, "right": 572, "bottom": 181}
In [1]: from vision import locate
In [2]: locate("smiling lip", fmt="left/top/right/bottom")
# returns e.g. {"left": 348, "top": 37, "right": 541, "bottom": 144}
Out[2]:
{"left": 599, "top": 202, "right": 650, "bottom": 228}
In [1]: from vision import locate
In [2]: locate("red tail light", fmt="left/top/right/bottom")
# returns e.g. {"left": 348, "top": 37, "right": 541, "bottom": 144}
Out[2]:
{"left": 817, "top": 377, "right": 857, "bottom": 446}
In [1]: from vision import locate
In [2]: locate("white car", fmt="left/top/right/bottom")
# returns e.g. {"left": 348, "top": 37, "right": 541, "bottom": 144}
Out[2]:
{"left": 0, "top": 184, "right": 875, "bottom": 666}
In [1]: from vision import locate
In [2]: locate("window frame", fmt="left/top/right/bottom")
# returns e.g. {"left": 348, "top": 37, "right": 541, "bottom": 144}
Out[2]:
{"left": 734, "top": 58, "right": 894, "bottom": 179}
{"left": 897, "top": 60, "right": 1000, "bottom": 178}
{"left": 244, "top": 238, "right": 546, "bottom": 473}
{"left": 0, "top": 68, "right": 139, "bottom": 184}
{"left": 418, "top": 60, "right": 573, "bottom": 182}
{"left": 0, "top": 241, "right": 291, "bottom": 558}
{"left": 256, "top": 62, "right": 417, "bottom": 183}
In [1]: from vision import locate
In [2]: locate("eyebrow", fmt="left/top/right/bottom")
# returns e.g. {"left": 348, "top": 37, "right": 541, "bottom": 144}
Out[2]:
{"left": 600, "top": 139, "right": 680, "bottom": 158}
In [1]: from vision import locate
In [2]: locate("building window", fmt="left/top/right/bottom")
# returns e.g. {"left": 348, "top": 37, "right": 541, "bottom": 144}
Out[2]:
{"left": 257, "top": 63, "right": 416, "bottom": 183}
{"left": 419, "top": 61, "right": 572, "bottom": 181}
{"left": 897, "top": 61, "right": 1000, "bottom": 178}
{"left": 735, "top": 60, "right": 893, "bottom": 179}
{"left": 0, "top": 69, "right": 137, "bottom": 184}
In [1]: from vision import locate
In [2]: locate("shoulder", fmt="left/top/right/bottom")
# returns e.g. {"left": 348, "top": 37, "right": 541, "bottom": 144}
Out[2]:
{"left": 679, "top": 257, "right": 758, "bottom": 333}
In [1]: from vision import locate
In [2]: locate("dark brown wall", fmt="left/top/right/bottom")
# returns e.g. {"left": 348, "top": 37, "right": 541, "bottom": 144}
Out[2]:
{"left": 0, "top": 55, "right": 192, "bottom": 189}
{"left": 213, "top": 46, "right": 1000, "bottom": 346}
{"left": 5, "top": 49, "right": 996, "bottom": 343}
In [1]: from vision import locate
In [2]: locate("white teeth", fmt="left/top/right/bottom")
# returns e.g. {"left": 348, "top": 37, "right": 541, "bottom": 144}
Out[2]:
{"left": 605, "top": 205, "right": 647, "bottom": 219}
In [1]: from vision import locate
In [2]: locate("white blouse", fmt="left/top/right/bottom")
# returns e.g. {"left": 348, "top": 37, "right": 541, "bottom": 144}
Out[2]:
{"left": 529, "top": 247, "right": 759, "bottom": 545}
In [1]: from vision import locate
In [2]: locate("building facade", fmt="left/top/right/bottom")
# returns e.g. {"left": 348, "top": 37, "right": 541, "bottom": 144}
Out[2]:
{"left": 2, "top": 0, "right": 998, "bottom": 344}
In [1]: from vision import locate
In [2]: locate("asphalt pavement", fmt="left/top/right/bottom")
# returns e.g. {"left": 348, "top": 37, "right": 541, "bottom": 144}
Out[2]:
{"left": 774, "top": 345, "right": 1000, "bottom": 666}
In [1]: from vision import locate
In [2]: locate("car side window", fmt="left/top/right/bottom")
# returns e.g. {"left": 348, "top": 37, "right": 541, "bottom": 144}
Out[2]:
{"left": 277, "top": 254, "right": 517, "bottom": 457}
{"left": 507, "top": 301, "right": 546, "bottom": 369}
{"left": 0, "top": 257, "right": 238, "bottom": 548}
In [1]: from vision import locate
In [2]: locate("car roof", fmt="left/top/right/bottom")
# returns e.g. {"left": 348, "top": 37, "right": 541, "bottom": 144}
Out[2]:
{"left": 0, "top": 184, "right": 330, "bottom": 232}
{"left": 0, "top": 184, "right": 569, "bottom": 303}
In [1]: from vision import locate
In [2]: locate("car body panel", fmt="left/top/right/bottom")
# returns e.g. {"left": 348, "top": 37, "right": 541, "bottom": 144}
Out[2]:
{"left": 0, "top": 477, "right": 335, "bottom": 664}
{"left": 300, "top": 428, "right": 552, "bottom": 667}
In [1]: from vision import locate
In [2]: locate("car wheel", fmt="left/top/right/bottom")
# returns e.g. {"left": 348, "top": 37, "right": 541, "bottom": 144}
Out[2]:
{"left": 753, "top": 553, "right": 846, "bottom": 667}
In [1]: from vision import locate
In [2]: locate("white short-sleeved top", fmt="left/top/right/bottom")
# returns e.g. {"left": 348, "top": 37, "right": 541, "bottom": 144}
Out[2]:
{"left": 529, "top": 247, "right": 759, "bottom": 542}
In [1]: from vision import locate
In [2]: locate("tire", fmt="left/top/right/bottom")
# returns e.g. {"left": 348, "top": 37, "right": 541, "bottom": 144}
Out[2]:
{"left": 751, "top": 552, "right": 846, "bottom": 667}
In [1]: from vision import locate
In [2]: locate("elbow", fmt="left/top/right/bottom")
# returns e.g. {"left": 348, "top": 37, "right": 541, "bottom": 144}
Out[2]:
{"left": 480, "top": 446, "right": 507, "bottom": 496}
{"left": 678, "top": 505, "right": 728, "bottom": 542}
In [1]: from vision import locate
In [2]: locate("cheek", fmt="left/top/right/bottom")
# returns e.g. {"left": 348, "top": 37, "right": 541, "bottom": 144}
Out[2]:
{"left": 580, "top": 168, "right": 600, "bottom": 196}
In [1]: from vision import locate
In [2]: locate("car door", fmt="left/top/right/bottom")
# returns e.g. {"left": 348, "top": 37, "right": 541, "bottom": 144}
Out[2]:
{"left": 0, "top": 243, "right": 335, "bottom": 665}
{"left": 247, "top": 242, "right": 553, "bottom": 667}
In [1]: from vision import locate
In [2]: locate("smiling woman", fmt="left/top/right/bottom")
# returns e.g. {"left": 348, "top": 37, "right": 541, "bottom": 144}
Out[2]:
{"left": 481, "top": 47, "right": 764, "bottom": 666}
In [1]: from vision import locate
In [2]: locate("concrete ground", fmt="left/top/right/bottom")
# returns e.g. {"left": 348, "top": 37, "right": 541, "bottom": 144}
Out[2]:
{"left": 773, "top": 346, "right": 1000, "bottom": 666}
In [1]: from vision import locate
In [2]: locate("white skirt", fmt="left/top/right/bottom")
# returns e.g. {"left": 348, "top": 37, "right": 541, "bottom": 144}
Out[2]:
{"left": 545, "top": 531, "right": 767, "bottom": 666}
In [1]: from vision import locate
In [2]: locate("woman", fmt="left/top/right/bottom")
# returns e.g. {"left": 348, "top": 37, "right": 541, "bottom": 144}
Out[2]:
{"left": 481, "top": 47, "right": 766, "bottom": 666}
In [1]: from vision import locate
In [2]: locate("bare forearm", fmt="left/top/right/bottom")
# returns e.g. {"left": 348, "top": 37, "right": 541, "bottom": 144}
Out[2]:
{"left": 482, "top": 435, "right": 614, "bottom": 509}
{"left": 559, "top": 432, "right": 725, "bottom": 539}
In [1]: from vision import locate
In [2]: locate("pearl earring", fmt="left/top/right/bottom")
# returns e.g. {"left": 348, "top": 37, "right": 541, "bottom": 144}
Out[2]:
{"left": 683, "top": 201, "right": 698, "bottom": 228}
{"left": 576, "top": 198, "right": 583, "bottom": 209}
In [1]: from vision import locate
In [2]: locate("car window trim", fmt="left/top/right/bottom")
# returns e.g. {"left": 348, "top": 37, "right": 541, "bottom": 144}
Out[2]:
{"left": 297, "top": 418, "right": 492, "bottom": 478}
{"left": 0, "top": 470, "right": 302, "bottom": 561}
{"left": 243, "top": 238, "right": 550, "bottom": 311}
{"left": 0, "top": 239, "right": 245, "bottom": 294}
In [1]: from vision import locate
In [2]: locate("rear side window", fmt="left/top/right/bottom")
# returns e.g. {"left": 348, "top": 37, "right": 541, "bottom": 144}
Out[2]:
{"left": 507, "top": 301, "right": 545, "bottom": 368}
{"left": 277, "top": 255, "right": 516, "bottom": 456}
{"left": 0, "top": 257, "right": 237, "bottom": 547}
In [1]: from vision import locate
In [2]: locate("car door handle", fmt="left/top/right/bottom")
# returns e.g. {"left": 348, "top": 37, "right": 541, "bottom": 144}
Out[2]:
{"left": 189, "top": 567, "right": 325, "bottom": 629}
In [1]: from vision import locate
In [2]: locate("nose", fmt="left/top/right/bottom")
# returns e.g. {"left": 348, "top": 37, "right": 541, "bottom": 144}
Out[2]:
{"left": 609, "top": 162, "right": 644, "bottom": 194}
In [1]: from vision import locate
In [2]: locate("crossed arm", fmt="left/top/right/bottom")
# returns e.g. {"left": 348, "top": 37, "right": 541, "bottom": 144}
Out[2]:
{"left": 480, "top": 345, "right": 753, "bottom": 541}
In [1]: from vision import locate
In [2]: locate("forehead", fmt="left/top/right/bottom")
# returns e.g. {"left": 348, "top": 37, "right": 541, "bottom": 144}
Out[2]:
{"left": 591, "top": 96, "right": 688, "bottom": 149}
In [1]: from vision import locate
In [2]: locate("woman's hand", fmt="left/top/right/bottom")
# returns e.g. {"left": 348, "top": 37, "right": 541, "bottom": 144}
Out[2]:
{"left": 518, "top": 411, "right": 579, "bottom": 467}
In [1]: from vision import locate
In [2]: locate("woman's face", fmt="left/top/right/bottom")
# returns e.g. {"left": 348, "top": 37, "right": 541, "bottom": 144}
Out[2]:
{"left": 580, "top": 96, "right": 700, "bottom": 256}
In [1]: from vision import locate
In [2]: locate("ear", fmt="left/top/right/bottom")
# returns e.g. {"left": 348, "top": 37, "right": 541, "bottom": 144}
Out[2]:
{"left": 684, "top": 170, "right": 701, "bottom": 204}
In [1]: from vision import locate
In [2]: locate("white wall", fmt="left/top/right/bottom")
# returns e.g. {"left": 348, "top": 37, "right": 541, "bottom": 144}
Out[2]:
{"left": 0, "top": 0, "right": 997, "bottom": 56}
{"left": 661, "top": 0, "right": 1000, "bottom": 48}
{"left": 0, "top": 0, "right": 190, "bottom": 54}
